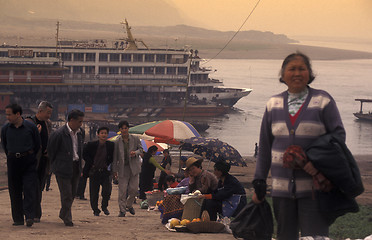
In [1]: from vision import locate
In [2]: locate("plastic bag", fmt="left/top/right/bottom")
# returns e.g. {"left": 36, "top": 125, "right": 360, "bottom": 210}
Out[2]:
{"left": 180, "top": 193, "right": 200, "bottom": 204}
{"left": 230, "top": 200, "right": 273, "bottom": 240}
{"left": 222, "top": 194, "right": 241, "bottom": 218}
{"left": 166, "top": 186, "right": 187, "bottom": 195}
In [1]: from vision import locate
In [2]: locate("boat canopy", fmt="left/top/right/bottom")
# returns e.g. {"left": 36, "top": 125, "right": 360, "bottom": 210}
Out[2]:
{"left": 355, "top": 98, "right": 372, "bottom": 113}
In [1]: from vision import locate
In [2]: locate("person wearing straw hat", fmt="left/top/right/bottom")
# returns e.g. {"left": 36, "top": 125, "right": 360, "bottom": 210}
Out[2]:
{"left": 186, "top": 157, "right": 218, "bottom": 194}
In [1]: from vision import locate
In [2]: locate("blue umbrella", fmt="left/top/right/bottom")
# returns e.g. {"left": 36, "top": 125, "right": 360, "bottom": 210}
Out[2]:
{"left": 180, "top": 137, "right": 246, "bottom": 167}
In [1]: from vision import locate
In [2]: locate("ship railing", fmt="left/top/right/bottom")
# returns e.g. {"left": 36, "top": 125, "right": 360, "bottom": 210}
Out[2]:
{"left": 212, "top": 87, "right": 253, "bottom": 93}
{"left": 64, "top": 73, "right": 187, "bottom": 80}
{"left": 63, "top": 73, "right": 188, "bottom": 86}
{"left": 189, "top": 80, "right": 224, "bottom": 87}
{"left": 210, "top": 78, "right": 223, "bottom": 84}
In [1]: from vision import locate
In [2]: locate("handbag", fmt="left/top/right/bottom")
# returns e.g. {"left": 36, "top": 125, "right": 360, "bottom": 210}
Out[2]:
{"left": 230, "top": 200, "right": 273, "bottom": 240}
{"left": 222, "top": 194, "right": 241, "bottom": 218}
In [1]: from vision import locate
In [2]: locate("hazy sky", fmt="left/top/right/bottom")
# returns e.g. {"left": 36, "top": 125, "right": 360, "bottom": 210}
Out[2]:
{"left": 168, "top": 0, "right": 372, "bottom": 40}
{"left": 1, "top": 0, "right": 371, "bottom": 42}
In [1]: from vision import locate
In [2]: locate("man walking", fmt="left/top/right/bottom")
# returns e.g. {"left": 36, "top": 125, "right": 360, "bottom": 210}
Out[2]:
{"left": 83, "top": 126, "right": 114, "bottom": 216}
{"left": 47, "top": 109, "right": 85, "bottom": 226}
{"left": 112, "top": 120, "right": 143, "bottom": 217}
{"left": 1, "top": 103, "right": 41, "bottom": 227}
{"left": 26, "top": 101, "right": 53, "bottom": 223}
{"left": 75, "top": 174, "right": 88, "bottom": 200}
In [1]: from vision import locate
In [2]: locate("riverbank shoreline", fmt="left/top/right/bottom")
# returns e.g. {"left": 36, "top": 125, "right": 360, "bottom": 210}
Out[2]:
{"left": 0, "top": 152, "right": 371, "bottom": 239}
{"left": 0, "top": 153, "right": 371, "bottom": 205}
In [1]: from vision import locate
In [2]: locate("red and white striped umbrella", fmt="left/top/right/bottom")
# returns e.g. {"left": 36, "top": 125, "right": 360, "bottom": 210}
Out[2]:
{"left": 144, "top": 120, "right": 200, "bottom": 144}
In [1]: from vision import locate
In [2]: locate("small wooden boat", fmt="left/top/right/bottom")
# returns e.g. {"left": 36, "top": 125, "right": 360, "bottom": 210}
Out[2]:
{"left": 354, "top": 99, "right": 372, "bottom": 121}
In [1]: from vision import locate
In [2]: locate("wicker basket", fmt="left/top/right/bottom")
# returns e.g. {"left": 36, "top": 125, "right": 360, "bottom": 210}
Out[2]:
{"left": 181, "top": 198, "right": 204, "bottom": 221}
{"left": 145, "top": 191, "right": 164, "bottom": 206}
{"left": 186, "top": 221, "right": 225, "bottom": 233}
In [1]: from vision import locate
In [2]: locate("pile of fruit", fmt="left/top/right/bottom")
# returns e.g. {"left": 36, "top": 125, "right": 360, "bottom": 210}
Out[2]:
{"left": 168, "top": 210, "right": 210, "bottom": 229}
{"left": 169, "top": 218, "right": 198, "bottom": 229}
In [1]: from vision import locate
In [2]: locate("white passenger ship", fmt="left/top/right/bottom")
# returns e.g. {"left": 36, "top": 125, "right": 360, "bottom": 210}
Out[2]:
{"left": 0, "top": 19, "right": 252, "bottom": 119}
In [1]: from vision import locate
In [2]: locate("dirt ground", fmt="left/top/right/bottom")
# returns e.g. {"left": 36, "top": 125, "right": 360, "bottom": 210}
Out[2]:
{"left": 0, "top": 154, "right": 371, "bottom": 240}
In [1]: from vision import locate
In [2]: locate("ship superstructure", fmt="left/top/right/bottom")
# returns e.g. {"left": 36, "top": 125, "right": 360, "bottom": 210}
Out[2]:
{"left": 0, "top": 20, "right": 252, "bottom": 119}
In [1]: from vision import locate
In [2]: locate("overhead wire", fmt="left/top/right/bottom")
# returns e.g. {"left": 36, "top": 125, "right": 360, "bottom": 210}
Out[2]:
{"left": 202, "top": 0, "right": 262, "bottom": 65}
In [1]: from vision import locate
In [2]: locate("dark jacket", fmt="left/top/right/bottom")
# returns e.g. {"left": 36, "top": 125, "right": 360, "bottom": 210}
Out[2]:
{"left": 47, "top": 125, "right": 85, "bottom": 178}
{"left": 306, "top": 133, "right": 364, "bottom": 198}
{"left": 212, "top": 173, "right": 247, "bottom": 216}
{"left": 82, "top": 140, "right": 114, "bottom": 177}
{"left": 306, "top": 132, "right": 364, "bottom": 224}
{"left": 1, "top": 119, "right": 41, "bottom": 156}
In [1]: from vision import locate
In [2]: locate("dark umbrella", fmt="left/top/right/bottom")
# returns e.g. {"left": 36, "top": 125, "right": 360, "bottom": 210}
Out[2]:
{"left": 180, "top": 137, "right": 246, "bottom": 167}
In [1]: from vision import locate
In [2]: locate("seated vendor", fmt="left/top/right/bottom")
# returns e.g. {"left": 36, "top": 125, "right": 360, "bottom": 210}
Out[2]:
{"left": 199, "top": 161, "right": 247, "bottom": 221}
{"left": 186, "top": 157, "right": 218, "bottom": 194}
{"left": 174, "top": 168, "right": 190, "bottom": 194}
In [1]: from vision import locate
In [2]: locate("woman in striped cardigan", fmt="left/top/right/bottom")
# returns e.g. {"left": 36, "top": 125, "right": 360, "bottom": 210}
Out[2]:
{"left": 252, "top": 52, "right": 345, "bottom": 240}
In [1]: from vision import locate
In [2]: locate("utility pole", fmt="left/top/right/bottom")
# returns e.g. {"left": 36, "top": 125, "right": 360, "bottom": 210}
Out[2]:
{"left": 55, "top": 21, "right": 60, "bottom": 62}
{"left": 182, "top": 50, "right": 193, "bottom": 121}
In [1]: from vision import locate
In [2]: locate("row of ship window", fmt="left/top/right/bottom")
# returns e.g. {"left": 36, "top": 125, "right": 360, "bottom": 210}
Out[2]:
{"left": 0, "top": 69, "right": 207, "bottom": 80}
{"left": 1, "top": 70, "right": 61, "bottom": 75}
{"left": 70, "top": 66, "right": 189, "bottom": 75}
{"left": 0, "top": 51, "right": 188, "bottom": 64}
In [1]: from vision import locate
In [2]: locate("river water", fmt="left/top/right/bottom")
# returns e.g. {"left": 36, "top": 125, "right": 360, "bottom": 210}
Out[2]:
{"left": 202, "top": 58, "right": 372, "bottom": 157}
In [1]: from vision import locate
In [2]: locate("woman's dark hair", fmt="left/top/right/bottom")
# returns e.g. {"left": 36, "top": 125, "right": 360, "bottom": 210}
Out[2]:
{"left": 5, "top": 103, "right": 22, "bottom": 115}
{"left": 279, "top": 52, "right": 315, "bottom": 84}
{"left": 67, "top": 109, "right": 84, "bottom": 121}
{"left": 214, "top": 161, "right": 231, "bottom": 176}
{"left": 148, "top": 145, "right": 158, "bottom": 154}
{"left": 118, "top": 120, "right": 129, "bottom": 129}
{"left": 144, "top": 145, "right": 158, "bottom": 159}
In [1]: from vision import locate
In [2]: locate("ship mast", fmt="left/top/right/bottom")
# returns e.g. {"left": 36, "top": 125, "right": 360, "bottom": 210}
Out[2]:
{"left": 182, "top": 50, "right": 193, "bottom": 121}
{"left": 55, "top": 21, "right": 60, "bottom": 62}
{"left": 120, "top": 19, "right": 149, "bottom": 50}
{"left": 120, "top": 19, "right": 138, "bottom": 50}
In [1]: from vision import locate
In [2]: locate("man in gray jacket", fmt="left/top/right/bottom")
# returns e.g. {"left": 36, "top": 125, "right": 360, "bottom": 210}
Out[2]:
{"left": 47, "top": 109, "right": 85, "bottom": 226}
{"left": 112, "top": 120, "right": 143, "bottom": 217}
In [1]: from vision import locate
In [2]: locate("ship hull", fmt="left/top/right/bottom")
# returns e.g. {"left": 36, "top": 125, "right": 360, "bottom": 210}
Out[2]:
{"left": 354, "top": 113, "right": 372, "bottom": 121}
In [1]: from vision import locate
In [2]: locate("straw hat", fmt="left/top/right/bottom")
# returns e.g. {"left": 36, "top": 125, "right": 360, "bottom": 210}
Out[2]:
{"left": 185, "top": 157, "right": 202, "bottom": 169}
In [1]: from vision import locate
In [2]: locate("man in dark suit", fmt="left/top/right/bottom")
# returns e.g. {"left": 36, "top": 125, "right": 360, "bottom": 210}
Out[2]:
{"left": 1, "top": 103, "right": 41, "bottom": 227}
{"left": 25, "top": 101, "right": 53, "bottom": 223}
{"left": 47, "top": 109, "right": 85, "bottom": 227}
{"left": 83, "top": 126, "right": 114, "bottom": 216}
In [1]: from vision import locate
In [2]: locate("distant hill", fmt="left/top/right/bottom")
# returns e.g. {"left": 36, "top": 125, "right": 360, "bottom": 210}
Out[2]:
{"left": 0, "top": 15, "right": 296, "bottom": 44}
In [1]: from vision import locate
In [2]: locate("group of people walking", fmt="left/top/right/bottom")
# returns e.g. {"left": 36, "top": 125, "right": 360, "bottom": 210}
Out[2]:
{"left": 1, "top": 52, "right": 359, "bottom": 240}
{"left": 0, "top": 104, "right": 176, "bottom": 227}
